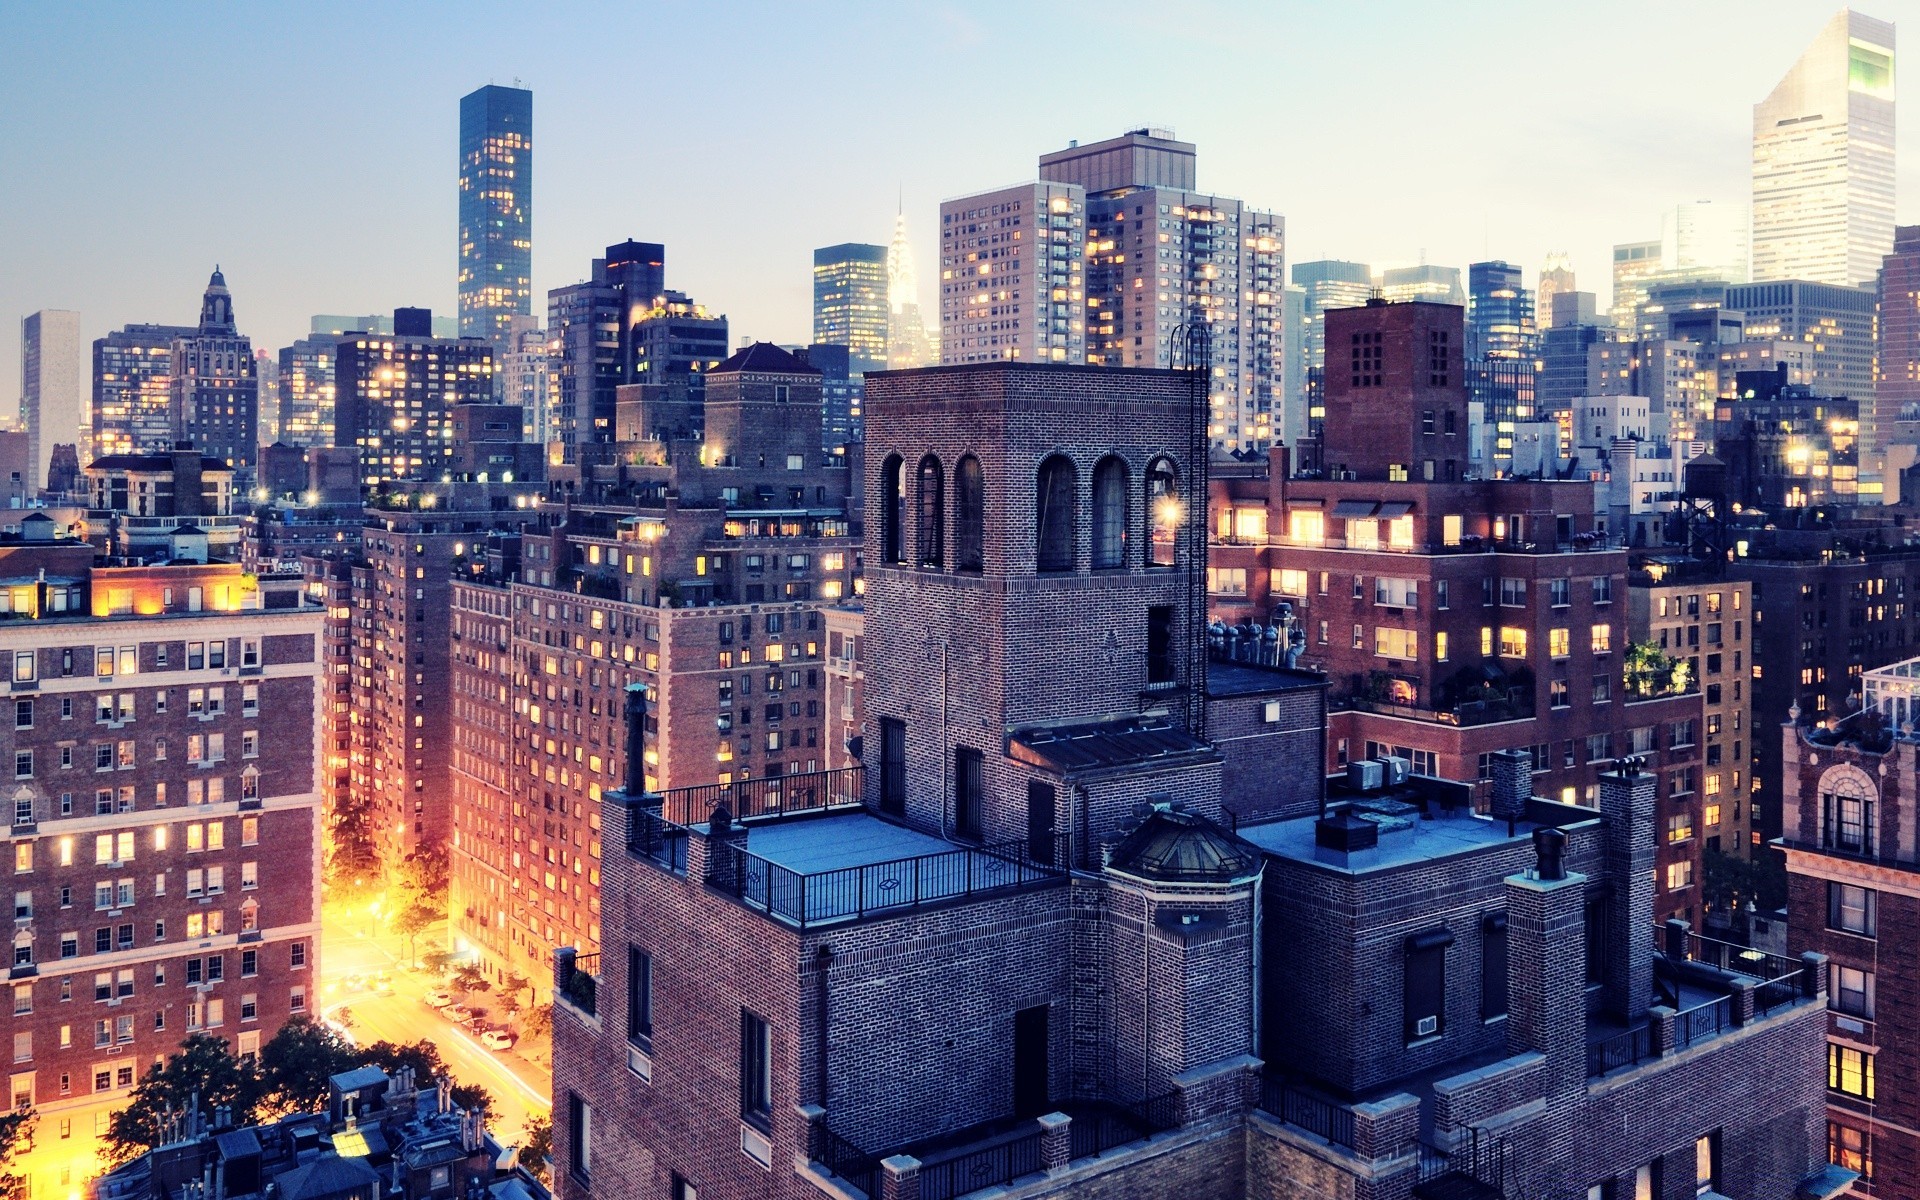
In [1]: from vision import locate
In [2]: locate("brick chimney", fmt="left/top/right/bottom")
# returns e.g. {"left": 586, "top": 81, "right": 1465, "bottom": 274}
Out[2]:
{"left": 1506, "top": 826, "right": 1587, "bottom": 1098}
{"left": 1488, "top": 748, "right": 1532, "bottom": 828}
{"left": 1599, "top": 760, "right": 1657, "bottom": 1021}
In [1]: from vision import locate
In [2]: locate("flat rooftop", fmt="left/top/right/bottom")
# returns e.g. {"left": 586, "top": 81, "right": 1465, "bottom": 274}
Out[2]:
{"left": 1205, "top": 659, "right": 1327, "bottom": 697}
{"left": 718, "top": 811, "right": 954, "bottom": 874}
{"left": 1237, "top": 801, "right": 1536, "bottom": 873}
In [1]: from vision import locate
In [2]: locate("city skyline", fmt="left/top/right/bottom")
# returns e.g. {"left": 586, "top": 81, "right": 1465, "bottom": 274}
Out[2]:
{"left": 4, "top": 3, "right": 1917, "bottom": 410}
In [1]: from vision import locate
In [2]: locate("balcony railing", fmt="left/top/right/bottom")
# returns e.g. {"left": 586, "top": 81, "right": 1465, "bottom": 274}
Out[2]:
{"left": 808, "top": 1123, "right": 880, "bottom": 1197}
{"left": 655, "top": 765, "right": 864, "bottom": 826}
{"left": 711, "top": 835, "right": 1069, "bottom": 929}
{"left": 558, "top": 952, "right": 598, "bottom": 1018}
{"left": 1673, "top": 996, "right": 1731, "bottom": 1051}
{"left": 1257, "top": 1075, "right": 1357, "bottom": 1149}
{"left": 1586, "top": 1024, "right": 1653, "bottom": 1077}
{"left": 919, "top": 1130, "right": 1045, "bottom": 1200}
{"left": 1333, "top": 694, "right": 1534, "bottom": 729}
{"left": 1418, "top": 1130, "right": 1510, "bottom": 1194}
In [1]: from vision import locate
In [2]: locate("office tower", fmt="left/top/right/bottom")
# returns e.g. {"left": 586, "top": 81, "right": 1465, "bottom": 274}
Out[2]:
{"left": 1536, "top": 252, "right": 1575, "bottom": 330}
{"left": 1752, "top": 10, "right": 1895, "bottom": 287}
{"left": 940, "top": 180, "right": 1086, "bottom": 366}
{"left": 0, "top": 527, "right": 323, "bottom": 1186}
{"left": 1611, "top": 240, "right": 1663, "bottom": 329}
{"left": 1724, "top": 279, "right": 1876, "bottom": 422}
{"left": 94, "top": 323, "right": 192, "bottom": 463}
{"left": 276, "top": 335, "right": 340, "bottom": 449}
{"left": 331, "top": 309, "right": 495, "bottom": 486}
{"left": 1280, "top": 283, "right": 1310, "bottom": 448}
{"left": 1663, "top": 200, "right": 1749, "bottom": 285}
{"left": 168, "top": 269, "right": 259, "bottom": 476}
{"left": 457, "top": 84, "right": 533, "bottom": 356}
{"left": 19, "top": 309, "right": 82, "bottom": 493}
{"left": 448, "top": 344, "right": 856, "bottom": 995}
{"left": 1874, "top": 226, "right": 1920, "bottom": 460}
{"left": 496, "top": 314, "right": 553, "bottom": 443}
{"left": 1291, "top": 260, "right": 1374, "bottom": 370}
{"left": 886, "top": 210, "right": 937, "bottom": 370}
{"left": 1537, "top": 299, "right": 1609, "bottom": 431}
{"left": 1636, "top": 278, "right": 1737, "bottom": 342}
{"left": 1466, "top": 355, "right": 1538, "bottom": 474}
{"left": 630, "top": 291, "right": 728, "bottom": 404}
{"left": 1378, "top": 263, "right": 1463, "bottom": 307}
{"left": 254, "top": 350, "right": 279, "bottom": 446}
{"left": 812, "top": 243, "right": 889, "bottom": 375}
{"left": 1467, "top": 260, "right": 1536, "bottom": 360}
{"left": 548, "top": 240, "right": 667, "bottom": 447}
{"left": 1041, "top": 129, "right": 1287, "bottom": 449}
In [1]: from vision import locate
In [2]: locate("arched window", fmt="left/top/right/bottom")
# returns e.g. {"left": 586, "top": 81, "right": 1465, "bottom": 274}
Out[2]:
{"left": 916, "top": 455, "right": 944, "bottom": 568}
{"left": 954, "top": 455, "right": 984, "bottom": 573}
{"left": 881, "top": 455, "right": 905, "bottom": 564}
{"left": 1036, "top": 455, "right": 1078, "bottom": 574}
{"left": 1146, "top": 457, "right": 1180, "bottom": 568}
{"left": 1092, "top": 456, "right": 1130, "bottom": 569}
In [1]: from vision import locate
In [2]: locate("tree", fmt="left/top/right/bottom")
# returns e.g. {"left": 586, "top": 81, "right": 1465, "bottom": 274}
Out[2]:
{"left": 393, "top": 903, "right": 434, "bottom": 966}
{"left": 519, "top": 1115, "right": 553, "bottom": 1184}
{"left": 359, "top": 1039, "right": 448, "bottom": 1087}
{"left": 497, "top": 989, "right": 524, "bottom": 1033}
{"left": 521, "top": 1003, "right": 553, "bottom": 1042}
{"left": 452, "top": 1084, "right": 494, "bottom": 1117}
{"left": 258, "top": 1017, "right": 359, "bottom": 1117}
{"left": 0, "top": 1107, "right": 36, "bottom": 1198}
{"left": 1703, "top": 847, "right": 1789, "bottom": 917}
{"left": 104, "top": 1035, "right": 264, "bottom": 1167}
{"left": 421, "top": 948, "right": 456, "bottom": 978}
{"left": 451, "top": 962, "right": 490, "bottom": 1000}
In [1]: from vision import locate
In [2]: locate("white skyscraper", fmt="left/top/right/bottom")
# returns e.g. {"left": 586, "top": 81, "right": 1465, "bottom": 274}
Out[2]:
{"left": 1751, "top": 9, "right": 1895, "bottom": 286}
{"left": 887, "top": 210, "right": 937, "bottom": 369}
{"left": 19, "top": 309, "right": 82, "bottom": 494}
{"left": 1662, "top": 200, "right": 1749, "bottom": 285}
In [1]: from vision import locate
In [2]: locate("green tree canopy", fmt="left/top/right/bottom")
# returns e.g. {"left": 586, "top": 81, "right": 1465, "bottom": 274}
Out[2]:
{"left": 258, "top": 1017, "right": 360, "bottom": 1117}
{"left": 103, "top": 1035, "right": 264, "bottom": 1167}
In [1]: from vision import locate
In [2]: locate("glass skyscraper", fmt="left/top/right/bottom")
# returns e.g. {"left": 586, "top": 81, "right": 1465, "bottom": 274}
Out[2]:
{"left": 1751, "top": 9, "right": 1894, "bottom": 287}
{"left": 1467, "top": 261, "right": 1536, "bottom": 361}
{"left": 812, "top": 243, "right": 890, "bottom": 376}
{"left": 458, "top": 84, "right": 533, "bottom": 355}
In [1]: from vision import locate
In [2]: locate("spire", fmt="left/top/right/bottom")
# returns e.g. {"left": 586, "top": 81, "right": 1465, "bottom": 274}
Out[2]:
{"left": 199, "top": 266, "right": 235, "bottom": 334}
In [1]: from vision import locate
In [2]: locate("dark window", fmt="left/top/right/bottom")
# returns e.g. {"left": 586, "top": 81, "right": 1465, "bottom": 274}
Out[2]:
{"left": 1146, "top": 605, "right": 1176, "bottom": 686}
{"left": 1146, "top": 457, "right": 1179, "bottom": 568}
{"left": 1404, "top": 928, "right": 1450, "bottom": 1041}
{"left": 878, "top": 718, "right": 906, "bottom": 816}
{"left": 1828, "top": 882, "right": 1876, "bottom": 936}
{"left": 954, "top": 455, "right": 984, "bottom": 573}
{"left": 881, "top": 455, "right": 905, "bottom": 564}
{"left": 1027, "top": 781, "right": 1057, "bottom": 866}
{"left": 567, "top": 1093, "right": 591, "bottom": 1182}
{"left": 1480, "top": 913, "right": 1508, "bottom": 1020}
{"left": 740, "top": 1009, "right": 772, "bottom": 1128}
{"left": 1036, "top": 455, "right": 1078, "bottom": 573}
{"left": 916, "top": 455, "right": 944, "bottom": 568}
{"left": 1584, "top": 893, "right": 1612, "bottom": 984}
{"left": 1092, "top": 456, "right": 1130, "bottom": 569}
{"left": 627, "top": 947, "right": 652, "bottom": 1049}
{"left": 954, "top": 747, "right": 984, "bottom": 841}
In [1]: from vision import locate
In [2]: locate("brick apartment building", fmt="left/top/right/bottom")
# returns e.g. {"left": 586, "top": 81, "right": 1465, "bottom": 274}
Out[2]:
{"left": 0, "top": 526, "right": 324, "bottom": 1189}
{"left": 1783, "top": 657, "right": 1920, "bottom": 1196}
{"left": 446, "top": 344, "right": 859, "bottom": 992}
{"left": 1208, "top": 299, "right": 1706, "bottom": 922}
{"left": 550, "top": 359, "right": 1841, "bottom": 1200}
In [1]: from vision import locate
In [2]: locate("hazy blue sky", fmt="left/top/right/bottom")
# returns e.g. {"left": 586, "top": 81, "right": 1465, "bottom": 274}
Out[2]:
{"left": 4, "top": 1, "right": 1917, "bottom": 399}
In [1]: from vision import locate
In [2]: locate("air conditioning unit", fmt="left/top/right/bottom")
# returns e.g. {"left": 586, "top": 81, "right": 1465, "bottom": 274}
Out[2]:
{"left": 1380, "top": 755, "right": 1412, "bottom": 785}
{"left": 1415, "top": 1016, "right": 1438, "bottom": 1037}
{"left": 1346, "top": 759, "right": 1385, "bottom": 791}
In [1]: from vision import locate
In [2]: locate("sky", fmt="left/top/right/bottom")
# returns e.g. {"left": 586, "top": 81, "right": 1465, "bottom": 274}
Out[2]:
{"left": 4, "top": 1, "right": 1919, "bottom": 399}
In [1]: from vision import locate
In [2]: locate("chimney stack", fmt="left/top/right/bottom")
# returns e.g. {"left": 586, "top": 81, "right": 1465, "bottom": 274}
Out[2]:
{"left": 1599, "top": 759, "right": 1658, "bottom": 1021}
{"left": 1505, "top": 834, "right": 1587, "bottom": 1099}
{"left": 1489, "top": 748, "right": 1531, "bottom": 829}
{"left": 622, "top": 683, "right": 647, "bottom": 796}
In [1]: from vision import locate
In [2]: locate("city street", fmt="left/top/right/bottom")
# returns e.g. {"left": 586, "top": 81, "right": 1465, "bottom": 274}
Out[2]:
{"left": 319, "top": 913, "right": 552, "bottom": 1146}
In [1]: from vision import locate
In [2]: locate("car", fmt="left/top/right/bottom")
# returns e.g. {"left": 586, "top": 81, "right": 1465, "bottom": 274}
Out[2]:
{"left": 372, "top": 973, "right": 395, "bottom": 995}
{"left": 480, "top": 1028, "right": 515, "bottom": 1051}
{"left": 444, "top": 1003, "right": 474, "bottom": 1024}
{"left": 322, "top": 1019, "right": 357, "bottom": 1047}
{"left": 341, "top": 973, "right": 366, "bottom": 992}
{"left": 424, "top": 989, "right": 454, "bottom": 1008}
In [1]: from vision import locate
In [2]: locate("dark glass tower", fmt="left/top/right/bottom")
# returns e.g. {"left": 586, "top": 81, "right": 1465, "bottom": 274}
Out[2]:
{"left": 1466, "top": 260, "right": 1536, "bottom": 361}
{"left": 458, "top": 84, "right": 533, "bottom": 356}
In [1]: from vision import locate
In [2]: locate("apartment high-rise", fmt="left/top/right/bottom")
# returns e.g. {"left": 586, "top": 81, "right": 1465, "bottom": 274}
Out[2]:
{"left": 1467, "top": 260, "right": 1537, "bottom": 360}
{"left": 1040, "top": 129, "right": 1286, "bottom": 449}
{"left": 812, "top": 243, "right": 889, "bottom": 376}
{"left": 496, "top": 314, "right": 553, "bottom": 444}
{"left": 1752, "top": 9, "right": 1896, "bottom": 287}
{"left": 939, "top": 180, "right": 1086, "bottom": 366}
{"left": 20, "top": 310, "right": 82, "bottom": 494}
{"left": 457, "top": 84, "right": 533, "bottom": 357}
{"left": 93, "top": 325, "right": 192, "bottom": 464}
{"left": 548, "top": 240, "right": 667, "bottom": 448}
{"left": 170, "top": 269, "right": 259, "bottom": 476}
{"left": 331, "top": 308, "right": 496, "bottom": 487}
{"left": 277, "top": 335, "right": 340, "bottom": 449}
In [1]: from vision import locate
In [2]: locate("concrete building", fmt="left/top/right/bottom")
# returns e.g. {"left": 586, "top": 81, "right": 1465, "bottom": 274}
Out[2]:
{"left": 1751, "top": 9, "right": 1896, "bottom": 288}
{"left": 548, "top": 241, "right": 668, "bottom": 449}
{"left": 457, "top": 83, "right": 534, "bottom": 359}
{"left": 1723, "top": 279, "right": 1876, "bottom": 416}
{"left": 21, "top": 310, "right": 83, "bottom": 494}
{"left": 0, "top": 531, "right": 324, "bottom": 1187}
{"left": 940, "top": 181, "right": 1087, "bottom": 366}
{"left": 84, "top": 450, "right": 242, "bottom": 562}
{"left": 812, "top": 244, "right": 889, "bottom": 376}
{"left": 331, "top": 309, "right": 496, "bottom": 488}
{"left": 93, "top": 325, "right": 194, "bottom": 465}
{"left": 1874, "top": 225, "right": 1920, "bottom": 463}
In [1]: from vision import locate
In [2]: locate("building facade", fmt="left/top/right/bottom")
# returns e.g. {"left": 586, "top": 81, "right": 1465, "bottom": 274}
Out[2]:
{"left": 331, "top": 311, "right": 496, "bottom": 488}
{"left": 548, "top": 241, "right": 668, "bottom": 448}
{"left": 168, "top": 270, "right": 259, "bottom": 478}
{"left": 940, "top": 181, "right": 1087, "bottom": 366}
{"left": 93, "top": 326, "right": 192, "bottom": 465}
{"left": 812, "top": 244, "right": 889, "bottom": 376}
{"left": 1467, "top": 260, "right": 1536, "bottom": 362}
{"left": 21, "top": 310, "right": 83, "bottom": 495}
{"left": 457, "top": 83, "right": 534, "bottom": 358}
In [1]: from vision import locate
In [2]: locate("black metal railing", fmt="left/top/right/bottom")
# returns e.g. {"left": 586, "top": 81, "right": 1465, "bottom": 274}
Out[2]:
{"left": 1680, "top": 932, "right": 1801, "bottom": 985}
{"left": 1586, "top": 1024, "right": 1653, "bottom": 1077}
{"left": 655, "top": 765, "right": 865, "bottom": 826}
{"left": 626, "top": 806, "right": 690, "bottom": 873}
{"left": 808, "top": 1124, "right": 879, "bottom": 1198}
{"left": 1257, "top": 1075, "right": 1357, "bottom": 1150}
{"left": 919, "top": 1130, "right": 1046, "bottom": 1200}
{"left": 711, "top": 836, "right": 1069, "bottom": 929}
{"left": 1673, "top": 996, "right": 1730, "bottom": 1051}
{"left": 559, "top": 953, "right": 599, "bottom": 1018}
{"left": 1418, "top": 1129, "right": 1510, "bottom": 1191}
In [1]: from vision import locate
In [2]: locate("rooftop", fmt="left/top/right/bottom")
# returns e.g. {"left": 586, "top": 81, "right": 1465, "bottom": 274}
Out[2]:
{"left": 711, "top": 811, "right": 953, "bottom": 875}
{"left": 1205, "top": 658, "right": 1326, "bottom": 697}
{"left": 1238, "top": 799, "right": 1552, "bottom": 874}
{"left": 1009, "top": 716, "right": 1216, "bottom": 773}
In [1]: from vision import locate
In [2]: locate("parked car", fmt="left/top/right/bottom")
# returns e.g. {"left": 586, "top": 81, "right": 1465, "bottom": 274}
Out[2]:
{"left": 444, "top": 1003, "right": 475, "bottom": 1025}
{"left": 423, "top": 989, "right": 454, "bottom": 1008}
{"left": 480, "top": 1028, "right": 515, "bottom": 1051}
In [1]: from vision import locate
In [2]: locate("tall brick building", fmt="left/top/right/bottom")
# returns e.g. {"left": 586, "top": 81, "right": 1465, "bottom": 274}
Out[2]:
{"left": 550, "top": 359, "right": 1840, "bottom": 1200}
{"left": 1783, "top": 658, "right": 1920, "bottom": 1196}
{"left": 446, "top": 344, "right": 859, "bottom": 991}
{"left": 0, "top": 531, "right": 324, "bottom": 1188}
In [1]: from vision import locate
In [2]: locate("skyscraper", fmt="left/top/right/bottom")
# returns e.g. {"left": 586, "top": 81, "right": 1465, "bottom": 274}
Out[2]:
{"left": 811, "top": 243, "right": 889, "bottom": 375}
{"left": 1377, "top": 262, "right": 1463, "bottom": 306}
{"left": 548, "top": 240, "right": 667, "bottom": 447}
{"left": 457, "top": 84, "right": 533, "bottom": 356}
{"left": 1610, "top": 240, "right": 1663, "bottom": 329}
{"left": 1291, "top": 260, "right": 1374, "bottom": 369}
{"left": 939, "top": 180, "right": 1086, "bottom": 366}
{"left": 19, "top": 309, "right": 82, "bottom": 492}
{"left": 1535, "top": 252, "right": 1574, "bottom": 330}
{"left": 1875, "top": 225, "right": 1920, "bottom": 458}
{"left": 93, "top": 323, "right": 192, "bottom": 462}
{"left": 1724, "top": 279, "right": 1876, "bottom": 403}
{"left": 1751, "top": 9, "right": 1895, "bottom": 286}
{"left": 332, "top": 308, "right": 495, "bottom": 486}
{"left": 1466, "top": 260, "right": 1536, "bottom": 360}
{"left": 886, "top": 211, "right": 937, "bottom": 370}
{"left": 170, "top": 268, "right": 260, "bottom": 475}
{"left": 275, "top": 334, "right": 339, "bottom": 449}
{"left": 1662, "top": 200, "right": 1749, "bottom": 285}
